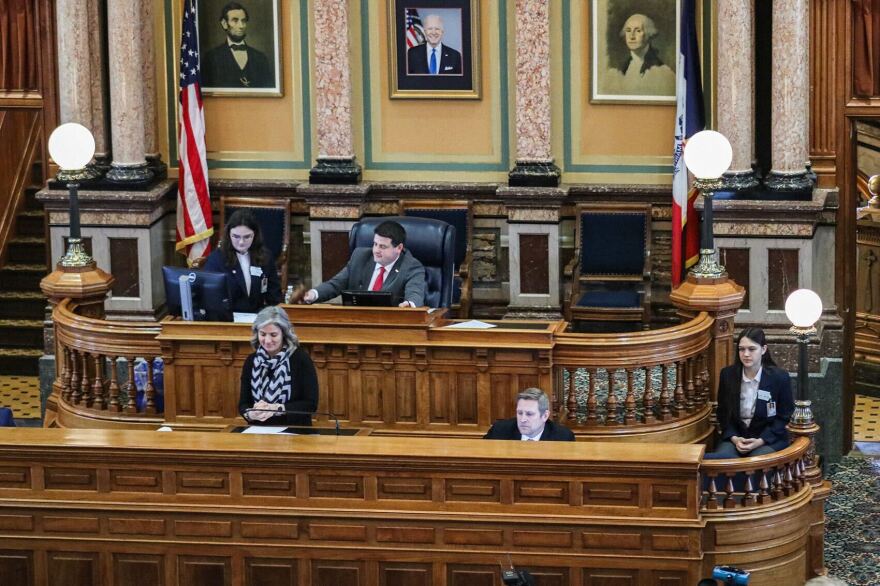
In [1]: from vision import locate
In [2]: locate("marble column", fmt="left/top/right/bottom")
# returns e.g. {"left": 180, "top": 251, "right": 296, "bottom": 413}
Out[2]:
{"left": 55, "top": 0, "right": 101, "bottom": 179}
{"left": 508, "top": 0, "right": 560, "bottom": 187}
{"left": 767, "top": 0, "right": 812, "bottom": 192}
{"left": 86, "top": 0, "right": 111, "bottom": 172}
{"left": 105, "top": 0, "right": 154, "bottom": 184}
{"left": 309, "top": 0, "right": 361, "bottom": 184}
{"left": 140, "top": 0, "right": 167, "bottom": 179}
{"left": 717, "top": 0, "right": 759, "bottom": 191}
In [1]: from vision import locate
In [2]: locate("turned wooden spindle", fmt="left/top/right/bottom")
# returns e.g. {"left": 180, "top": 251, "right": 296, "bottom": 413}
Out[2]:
{"left": 69, "top": 350, "right": 82, "bottom": 404}
{"left": 706, "top": 475, "right": 719, "bottom": 510}
{"left": 124, "top": 358, "right": 137, "bottom": 414}
{"left": 722, "top": 475, "right": 736, "bottom": 509}
{"left": 108, "top": 356, "right": 121, "bottom": 412}
{"left": 757, "top": 470, "right": 771, "bottom": 504}
{"left": 685, "top": 357, "right": 695, "bottom": 413}
{"left": 605, "top": 369, "right": 619, "bottom": 425}
{"left": 60, "top": 347, "right": 72, "bottom": 402}
{"left": 673, "top": 361, "right": 686, "bottom": 417}
{"left": 565, "top": 368, "right": 577, "bottom": 421}
{"left": 586, "top": 368, "right": 598, "bottom": 424}
{"left": 144, "top": 359, "right": 156, "bottom": 414}
{"left": 742, "top": 473, "right": 756, "bottom": 507}
{"left": 623, "top": 368, "right": 636, "bottom": 424}
{"left": 91, "top": 354, "right": 105, "bottom": 409}
{"left": 642, "top": 366, "right": 655, "bottom": 423}
{"left": 658, "top": 364, "right": 671, "bottom": 421}
{"left": 80, "top": 351, "right": 92, "bottom": 406}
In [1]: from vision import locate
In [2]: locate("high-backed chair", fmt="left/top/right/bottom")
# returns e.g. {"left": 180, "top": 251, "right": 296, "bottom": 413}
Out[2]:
{"left": 349, "top": 216, "right": 456, "bottom": 309}
{"left": 564, "top": 203, "right": 652, "bottom": 330}
{"left": 402, "top": 200, "right": 472, "bottom": 317}
{"left": 219, "top": 196, "right": 291, "bottom": 291}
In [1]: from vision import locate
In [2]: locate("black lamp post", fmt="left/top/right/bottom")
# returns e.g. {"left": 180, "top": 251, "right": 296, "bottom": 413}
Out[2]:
{"left": 48, "top": 123, "right": 96, "bottom": 268}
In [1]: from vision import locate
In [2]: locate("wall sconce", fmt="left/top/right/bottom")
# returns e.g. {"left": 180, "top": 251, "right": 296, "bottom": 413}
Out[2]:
{"left": 48, "top": 123, "right": 96, "bottom": 268}
{"left": 784, "top": 288, "right": 823, "bottom": 425}
{"left": 682, "top": 130, "right": 733, "bottom": 279}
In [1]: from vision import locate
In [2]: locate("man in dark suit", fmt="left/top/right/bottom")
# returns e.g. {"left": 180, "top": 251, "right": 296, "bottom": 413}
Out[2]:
{"left": 484, "top": 388, "right": 575, "bottom": 441}
{"left": 406, "top": 14, "right": 463, "bottom": 75}
{"left": 304, "top": 221, "right": 426, "bottom": 307}
{"left": 202, "top": 2, "right": 273, "bottom": 89}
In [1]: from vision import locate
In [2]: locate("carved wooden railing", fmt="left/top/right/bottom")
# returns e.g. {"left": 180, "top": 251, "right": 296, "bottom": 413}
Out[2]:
{"left": 552, "top": 312, "right": 714, "bottom": 441}
{"left": 700, "top": 437, "right": 811, "bottom": 511}
{"left": 49, "top": 299, "right": 162, "bottom": 424}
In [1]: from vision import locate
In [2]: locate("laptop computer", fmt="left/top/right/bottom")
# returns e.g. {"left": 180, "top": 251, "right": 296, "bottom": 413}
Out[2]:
{"left": 341, "top": 290, "right": 394, "bottom": 307}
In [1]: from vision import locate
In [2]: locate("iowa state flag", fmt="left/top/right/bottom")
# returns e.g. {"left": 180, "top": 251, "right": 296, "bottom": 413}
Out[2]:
{"left": 671, "top": 0, "right": 705, "bottom": 287}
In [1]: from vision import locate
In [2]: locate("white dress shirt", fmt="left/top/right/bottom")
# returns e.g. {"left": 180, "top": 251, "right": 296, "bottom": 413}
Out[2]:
{"left": 739, "top": 367, "right": 762, "bottom": 427}
{"left": 424, "top": 43, "right": 444, "bottom": 73}
{"left": 236, "top": 252, "right": 251, "bottom": 295}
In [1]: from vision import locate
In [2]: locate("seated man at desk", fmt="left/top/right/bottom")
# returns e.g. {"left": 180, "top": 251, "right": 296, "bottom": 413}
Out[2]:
{"left": 303, "top": 220, "right": 426, "bottom": 307}
{"left": 484, "top": 388, "right": 575, "bottom": 441}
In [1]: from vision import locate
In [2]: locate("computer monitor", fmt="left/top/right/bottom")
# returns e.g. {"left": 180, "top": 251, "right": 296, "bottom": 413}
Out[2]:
{"left": 162, "top": 266, "right": 232, "bottom": 322}
{"left": 341, "top": 290, "right": 394, "bottom": 307}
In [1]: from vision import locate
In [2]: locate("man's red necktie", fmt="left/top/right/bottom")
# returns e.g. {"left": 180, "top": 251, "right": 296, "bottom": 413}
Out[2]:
{"left": 371, "top": 266, "right": 385, "bottom": 291}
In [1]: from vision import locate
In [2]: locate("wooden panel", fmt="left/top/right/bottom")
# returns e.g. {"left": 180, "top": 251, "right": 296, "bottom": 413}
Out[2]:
{"left": 512, "top": 530, "right": 573, "bottom": 548}
{"left": 767, "top": 249, "right": 799, "bottom": 310}
{"left": 244, "top": 557, "right": 297, "bottom": 586}
{"left": 652, "top": 571, "right": 688, "bottom": 585}
{"left": 326, "top": 368, "right": 350, "bottom": 419}
{"left": 720, "top": 248, "right": 750, "bottom": 309}
{"left": 173, "top": 366, "right": 195, "bottom": 416}
{"left": 43, "top": 516, "right": 99, "bottom": 533}
{"left": 110, "top": 469, "right": 162, "bottom": 492}
{"left": 240, "top": 521, "right": 299, "bottom": 539}
{"left": 309, "top": 475, "right": 364, "bottom": 498}
{"left": 0, "top": 550, "right": 32, "bottom": 586}
{"left": 0, "top": 466, "right": 29, "bottom": 488}
{"left": 376, "top": 526, "right": 436, "bottom": 544}
{"left": 113, "top": 553, "right": 164, "bottom": 586}
{"left": 178, "top": 556, "right": 231, "bottom": 586}
{"left": 583, "top": 567, "right": 637, "bottom": 585}
{"left": 444, "top": 479, "right": 501, "bottom": 503}
{"left": 308, "top": 523, "right": 367, "bottom": 541}
{"left": 380, "top": 562, "right": 432, "bottom": 586}
{"left": 0, "top": 514, "right": 33, "bottom": 531}
{"left": 519, "top": 234, "right": 550, "bottom": 294}
{"left": 454, "top": 372, "right": 478, "bottom": 424}
{"left": 808, "top": 0, "right": 842, "bottom": 188}
{"left": 429, "top": 371, "right": 453, "bottom": 423}
{"left": 528, "top": 567, "right": 569, "bottom": 586}
{"left": 444, "top": 528, "right": 503, "bottom": 546}
{"left": 583, "top": 483, "right": 639, "bottom": 507}
{"left": 175, "top": 471, "right": 229, "bottom": 494}
{"left": 174, "top": 520, "right": 232, "bottom": 538}
{"left": 393, "top": 371, "right": 417, "bottom": 422}
{"left": 378, "top": 476, "right": 432, "bottom": 501}
{"left": 447, "top": 564, "right": 495, "bottom": 586}
{"left": 45, "top": 467, "right": 96, "bottom": 490}
{"left": 361, "top": 370, "right": 384, "bottom": 421}
{"left": 514, "top": 480, "right": 569, "bottom": 504}
{"left": 312, "top": 560, "right": 363, "bottom": 585}
{"left": 582, "top": 532, "right": 642, "bottom": 550}
{"left": 108, "top": 517, "right": 166, "bottom": 536}
{"left": 201, "top": 367, "right": 229, "bottom": 417}
{"left": 242, "top": 473, "right": 297, "bottom": 497}
{"left": 47, "top": 551, "right": 98, "bottom": 586}
{"left": 651, "top": 484, "right": 688, "bottom": 509}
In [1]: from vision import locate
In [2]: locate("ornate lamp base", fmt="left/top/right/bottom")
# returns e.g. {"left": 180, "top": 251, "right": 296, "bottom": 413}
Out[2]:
{"left": 59, "top": 238, "right": 94, "bottom": 269}
{"left": 689, "top": 248, "right": 726, "bottom": 279}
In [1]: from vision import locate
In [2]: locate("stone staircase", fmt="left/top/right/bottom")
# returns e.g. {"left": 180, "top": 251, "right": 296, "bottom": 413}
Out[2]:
{"left": 0, "top": 181, "right": 47, "bottom": 376}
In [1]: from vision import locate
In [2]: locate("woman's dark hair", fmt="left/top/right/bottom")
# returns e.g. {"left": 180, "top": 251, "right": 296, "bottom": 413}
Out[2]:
{"left": 220, "top": 209, "right": 268, "bottom": 267}
{"left": 733, "top": 327, "right": 777, "bottom": 368}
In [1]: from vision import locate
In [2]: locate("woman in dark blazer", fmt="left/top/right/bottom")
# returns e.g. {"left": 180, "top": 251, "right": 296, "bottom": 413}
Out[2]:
{"left": 204, "top": 209, "right": 281, "bottom": 314}
{"left": 239, "top": 305, "right": 318, "bottom": 426}
{"left": 705, "top": 327, "right": 794, "bottom": 459}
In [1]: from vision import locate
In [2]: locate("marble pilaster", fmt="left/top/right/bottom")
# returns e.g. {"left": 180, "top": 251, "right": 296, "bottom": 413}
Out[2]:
{"left": 310, "top": 0, "right": 361, "bottom": 184}
{"left": 140, "top": 0, "right": 167, "bottom": 179}
{"left": 717, "top": 0, "right": 758, "bottom": 191}
{"left": 106, "top": 0, "right": 154, "bottom": 184}
{"left": 508, "top": 0, "right": 559, "bottom": 187}
{"left": 767, "top": 0, "right": 812, "bottom": 191}
{"left": 55, "top": 0, "right": 100, "bottom": 179}
{"left": 86, "top": 0, "right": 110, "bottom": 169}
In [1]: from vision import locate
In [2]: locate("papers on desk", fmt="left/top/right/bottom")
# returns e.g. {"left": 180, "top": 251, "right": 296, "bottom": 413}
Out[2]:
{"left": 156, "top": 426, "right": 173, "bottom": 432}
{"left": 442, "top": 320, "right": 497, "bottom": 329}
{"left": 241, "top": 426, "right": 288, "bottom": 434}
{"left": 233, "top": 312, "right": 258, "bottom": 324}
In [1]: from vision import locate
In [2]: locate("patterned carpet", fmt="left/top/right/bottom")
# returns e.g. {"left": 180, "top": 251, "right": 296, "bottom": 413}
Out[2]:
{"left": 824, "top": 447, "right": 880, "bottom": 586}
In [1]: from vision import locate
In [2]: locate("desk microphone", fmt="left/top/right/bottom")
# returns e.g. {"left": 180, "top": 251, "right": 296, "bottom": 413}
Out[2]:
{"left": 243, "top": 408, "right": 341, "bottom": 435}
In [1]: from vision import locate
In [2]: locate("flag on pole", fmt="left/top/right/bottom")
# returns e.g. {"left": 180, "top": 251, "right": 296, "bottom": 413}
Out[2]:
{"left": 405, "top": 8, "right": 426, "bottom": 48}
{"left": 175, "top": 0, "right": 213, "bottom": 265}
{"left": 671, "top": 0, "right": 705, "bottom": 287}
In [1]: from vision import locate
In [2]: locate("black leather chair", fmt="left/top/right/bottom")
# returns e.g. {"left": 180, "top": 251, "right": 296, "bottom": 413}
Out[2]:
{"left": 564, "top": 203, "right": 652, "bottom": 331}
{"left": 220, "top": 196, "right": 290, "bottom": 291}
{"left": 349, "top": 216, "right": 456, "bottom": 309}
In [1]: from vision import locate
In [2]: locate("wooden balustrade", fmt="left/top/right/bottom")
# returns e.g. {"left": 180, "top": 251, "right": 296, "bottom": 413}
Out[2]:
{"left": 700, "top": 437, "right": 811, "bottom": 511}
{"left": 49, "top": 300, "right": 716, "bottom": 442}
{"left": 48, "top": 299, "right": 163, "bottom": 426}
{"left": 554, "top": 312, "right": 714, "bottom": 441}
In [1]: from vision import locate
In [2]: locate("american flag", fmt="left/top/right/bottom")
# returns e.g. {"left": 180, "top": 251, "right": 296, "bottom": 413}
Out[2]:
{"left": 671, "top": 0, "right": 705, "bottom": 287}
{"left": 175, "top": 0, "right": 213, "bottom": 265}
{"left": 405, "top": 8, "right": 426, "bottom": 48}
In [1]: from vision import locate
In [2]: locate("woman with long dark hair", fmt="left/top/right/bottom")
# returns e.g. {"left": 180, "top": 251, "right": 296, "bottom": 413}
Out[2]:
{"left": 204, "top": 209, "right": 281, "bottom": 313}
{"left": 705, "top": 327, "right": 794, "bottom": 459}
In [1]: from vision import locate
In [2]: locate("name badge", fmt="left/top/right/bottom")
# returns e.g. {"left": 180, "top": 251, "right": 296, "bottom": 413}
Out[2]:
{"left": 261, "top": 276, "right": 268, "bottom": 294}
{"left": 767, "top": 401, "right": 777, "bottom": 417}
{"left": 757, "top": 390, "right": 772, "bottom": 402}
{"left": 250, "top": 266, "right": 263, "bottom": 277}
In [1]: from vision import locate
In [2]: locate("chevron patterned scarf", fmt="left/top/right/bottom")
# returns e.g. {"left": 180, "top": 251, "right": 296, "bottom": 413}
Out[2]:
{"left": 250, "top": 345, "right": 294, "bottom": 404}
